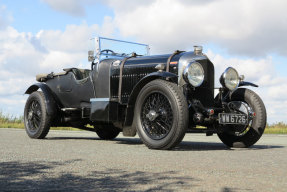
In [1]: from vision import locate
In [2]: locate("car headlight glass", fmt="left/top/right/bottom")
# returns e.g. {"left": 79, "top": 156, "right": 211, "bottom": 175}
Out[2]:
{"left": 183, "top": 62, "right": 204, "bottom": 87}
{"left": 220, "top": 67, "right": 239, "bottom": 91}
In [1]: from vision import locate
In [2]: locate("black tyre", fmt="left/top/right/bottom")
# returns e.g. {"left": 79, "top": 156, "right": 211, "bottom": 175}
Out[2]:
{"left": 96, "top": 125, "right": 120, "bottom": 140}
{"left": 217, "top": 88, "right": 266, "bottom": 148}
{"left": 135, "top": 79, "right": 188, "bottom": 150}
{"left": 24, "top": 91, "right": 52, "bottom": 139}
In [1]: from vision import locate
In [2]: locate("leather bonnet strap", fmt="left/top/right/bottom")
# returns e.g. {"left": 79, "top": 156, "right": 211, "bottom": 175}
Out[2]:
{"left": 118, "top": 53, "right": 137, "bottom": 103}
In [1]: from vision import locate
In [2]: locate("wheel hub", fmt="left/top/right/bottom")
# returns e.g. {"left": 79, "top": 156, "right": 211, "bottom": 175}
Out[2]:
{"left": 28, "top": 111, "right": 33, "bottom": 120}
{"left": 146, "top": 110, "right": 159, "bottom": 121}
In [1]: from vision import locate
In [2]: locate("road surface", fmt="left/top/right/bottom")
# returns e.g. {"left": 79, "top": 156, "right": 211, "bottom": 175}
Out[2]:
{"left": 0, "top": 128, "right": 286, "bottom": 191}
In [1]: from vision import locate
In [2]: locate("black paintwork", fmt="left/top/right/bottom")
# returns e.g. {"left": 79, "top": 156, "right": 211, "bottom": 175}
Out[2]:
{"left": 92, "top": 59, "right": 114, "bottom": 98}
{"left": 45, "top": 71, "right": 95, "bottom": 108}
{"left": 110, "top": 53, "right": 182, "bottom": 103}
{"left": 25, "top": 83, "right": 57, "bottom": 115}
{"left": 239, "top": 81, "right": 258, "bottom": 87}
{"left": 186, "top": 58, "right": 215, "bottom": 108}
{"left": 90, "top": 101, "right": 118, "bottom": 122}
{"left": 25, "top": 51, "right": 217, "bottom": 130}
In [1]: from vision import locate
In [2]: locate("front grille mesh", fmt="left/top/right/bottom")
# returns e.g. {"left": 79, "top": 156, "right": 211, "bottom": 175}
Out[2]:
{"left": 111, "top": 66, "right": 156, "bottom": 103}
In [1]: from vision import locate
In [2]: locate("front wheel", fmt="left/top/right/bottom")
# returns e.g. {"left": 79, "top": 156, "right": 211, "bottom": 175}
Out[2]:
{"left": 24, "top": 91, "right": 52, "bottom": 139}
{"left": 217, "top": 88, "right": 267, "bottom": 148}
{"left": 135, "top": 79, "right": 188, "bottom": 150}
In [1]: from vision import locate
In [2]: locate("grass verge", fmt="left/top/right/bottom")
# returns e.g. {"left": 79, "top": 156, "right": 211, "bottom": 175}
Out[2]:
{"left": 1, "top": 111, "right": 287, "bottom": 134}
{"left": 0, "top": 111, "right": 81, "bottom": 131}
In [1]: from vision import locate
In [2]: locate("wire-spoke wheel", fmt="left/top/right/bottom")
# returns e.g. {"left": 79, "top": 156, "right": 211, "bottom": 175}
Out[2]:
{"left": 141, "top": 92, "right": 173, "bottom": 140}
{"left": 24, "top": 91, "right": 52, "bottom": 139}
{"left": 135, "top": 79, "right": 188, "bottom": 150}
{"left": 27, "top": 100, "right": 42, "bottom": 133}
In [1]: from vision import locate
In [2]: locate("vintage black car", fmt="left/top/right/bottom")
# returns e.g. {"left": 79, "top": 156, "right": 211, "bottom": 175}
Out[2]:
{"left": 24, "top": 37, "right": 266, "bottom": 149}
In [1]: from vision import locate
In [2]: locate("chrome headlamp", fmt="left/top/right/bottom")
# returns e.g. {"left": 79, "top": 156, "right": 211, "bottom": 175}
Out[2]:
{"left": 220, "top": 67, "right": 240, "bottom": 91}
{"left": 183, "top": 62, "right": 204, "bottom": 87}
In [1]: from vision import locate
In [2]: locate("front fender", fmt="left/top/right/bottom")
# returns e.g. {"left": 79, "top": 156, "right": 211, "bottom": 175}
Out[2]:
{"left": 25, "top": 83, "right": 58, "bottom": 115}
{"left": 128, "top": 71, "right": 177, "bottom": 107}
{"left": 239, "top": 81, "right": 258, "bottom": 88}
{"left": 124, "top": 71, "right": 178, "bottom": 127}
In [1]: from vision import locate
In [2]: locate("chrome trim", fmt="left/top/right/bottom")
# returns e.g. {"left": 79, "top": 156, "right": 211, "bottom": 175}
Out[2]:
{"left": 194, "top": 45, "right": 203, "bottom": 55}
{"left": 178, "top": 52, "right": 207, "bottom": 86}
{"left": 183, "top": 62, "right": 204, "bottom": 87}
{"left": 90, "top": 98, "right": 110, "bottom": 102}
{"left": 220, "top": 67, "right": 240, "bottom": 91}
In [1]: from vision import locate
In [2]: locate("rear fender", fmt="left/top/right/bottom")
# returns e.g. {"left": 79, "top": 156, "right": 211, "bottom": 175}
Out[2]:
{"left": 25, "top": 83, "right": 59, "bottom": 115}
{"left": 124, "top": 72, "right": 178, "bottom": 127}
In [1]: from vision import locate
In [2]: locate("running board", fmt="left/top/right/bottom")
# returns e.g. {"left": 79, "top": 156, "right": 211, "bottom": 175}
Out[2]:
{"left": 61, "top": 108, "right": 79, "bottom": 112}
{"left": 61, "top": 108, "right": 90, "bottom": 118}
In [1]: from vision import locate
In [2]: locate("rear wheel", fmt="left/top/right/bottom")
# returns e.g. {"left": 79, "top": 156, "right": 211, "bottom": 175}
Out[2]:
{"left": 135, "top": 79, "right": 188, "bottom": 150}
{"left": 24, "top": 91, "right": 52, "bottom": 139}
{"left": 96, "top": 125, "right": 120, "bottom": 140}
{"left": 217, "top": 88, "right": 266, "bottom": 148}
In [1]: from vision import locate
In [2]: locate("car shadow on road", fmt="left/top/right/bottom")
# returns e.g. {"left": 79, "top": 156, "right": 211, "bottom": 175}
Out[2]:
{"left": 174, "top": 141, "right": 284, "bottom": 151}
{"left": 46, "top": 136, "right": 284, "bottom": 151}
{"left": 46, "top": 136, "right": 143, "bottom": 145}
{"left": 114, "top": 138, "right": 284, "bottom": 151}
{"left": 47, "top": 136, "right": 100, "bottom": 140}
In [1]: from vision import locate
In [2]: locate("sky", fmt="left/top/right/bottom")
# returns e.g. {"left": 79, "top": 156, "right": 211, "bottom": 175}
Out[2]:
{"left": 0, "top": 0, "right": 286, "bottom": 124}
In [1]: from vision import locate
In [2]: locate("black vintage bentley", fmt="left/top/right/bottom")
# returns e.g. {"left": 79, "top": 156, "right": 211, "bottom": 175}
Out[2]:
{"left": 24, "top": 37, "right": 266, "bottom": 149}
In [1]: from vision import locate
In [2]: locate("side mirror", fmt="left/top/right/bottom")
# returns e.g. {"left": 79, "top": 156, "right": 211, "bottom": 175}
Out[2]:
{"left": 88, "top": 50, "right": 95, "bottom": 62}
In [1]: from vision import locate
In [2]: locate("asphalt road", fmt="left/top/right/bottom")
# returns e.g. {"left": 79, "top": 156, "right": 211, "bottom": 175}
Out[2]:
{"left": 0, "top": 128, "right": 286, "bottom": 192}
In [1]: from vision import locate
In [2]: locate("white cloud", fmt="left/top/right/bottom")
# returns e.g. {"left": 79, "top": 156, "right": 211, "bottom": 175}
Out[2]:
{"left": 36, "top": 23, "right": 100, "bottom": 53}
{"left": 0, "top": 22, "right": 113, "bottom": 113}
{"left": 106, "top": 0, "right": 287, "bottom": 57}
{"left": 0, "top": 24, "right": 88, "bottom": 115}
{"left": 0, "top": 95, "right": 27, "bottom": 117}
{"left": 42, "top": 0, "right": 86, "bottom": 16}
{"left": 42, "top": 0, "right": 103, "bottom": 17}
{"left": 208, "top": 50, "right": 287, "bottom": 123}
{"left": 206, "top": 50, "right": 275, "bottom": 85}
{"left": 40, "top": 0, "right": 287, "bottom": 56}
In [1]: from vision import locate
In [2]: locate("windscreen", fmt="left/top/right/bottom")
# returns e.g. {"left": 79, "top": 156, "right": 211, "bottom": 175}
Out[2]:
{"left": 94, "top": 37, "right": 150, "bottom": 59}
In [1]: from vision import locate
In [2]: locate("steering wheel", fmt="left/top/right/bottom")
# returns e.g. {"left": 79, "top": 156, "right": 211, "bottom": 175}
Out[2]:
{"left": 92, "top": 49, "right": 115, "bottom": 70}
{"left": 91, "top": 61, "right": 97, "bottom": 70}
{"left": 100, "top": 49, "right": 115, "bottom": 55}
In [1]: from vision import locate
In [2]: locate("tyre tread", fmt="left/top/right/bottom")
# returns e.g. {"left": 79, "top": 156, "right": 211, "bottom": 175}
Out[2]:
{"left": 135, "top": 79, "right": 188, "bottom": 150}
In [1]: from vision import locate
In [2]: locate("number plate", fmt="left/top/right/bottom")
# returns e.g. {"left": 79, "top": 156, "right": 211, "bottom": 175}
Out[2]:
{"left": 218, "top": 113, "right": 248, "bottom": 125}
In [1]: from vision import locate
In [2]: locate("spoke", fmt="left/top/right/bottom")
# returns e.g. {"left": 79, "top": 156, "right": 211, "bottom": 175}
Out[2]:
{"left": 31, "top": 118, "right": 37, "bottom": 130}
{"left": 27, "top": 100, "right": 42, "bottom": 132}
{"left": 141, "top": 92, "right": 173, "bottom": 140}
{"left": 155, "top": 121, "right": 168, "bottom": 132}
{"left": 33, "top": 114, "right": 41, "bottom": 121}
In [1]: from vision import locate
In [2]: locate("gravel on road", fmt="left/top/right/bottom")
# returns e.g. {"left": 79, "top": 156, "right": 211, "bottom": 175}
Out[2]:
{"left": 0, "top": 128, "right": 286, "bottom": 192}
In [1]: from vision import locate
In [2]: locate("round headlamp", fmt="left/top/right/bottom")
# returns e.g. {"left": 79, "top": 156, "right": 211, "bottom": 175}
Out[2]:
{"left": 220, "top": 67, "right": 240, "bottom": 91}
{"left": 183, "top": 62, "right": 204, "bottom": 87}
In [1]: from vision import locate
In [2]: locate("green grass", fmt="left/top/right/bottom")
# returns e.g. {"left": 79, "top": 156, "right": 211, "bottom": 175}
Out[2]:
{"left": 265, "top": 122, "right": 287, "bottom": 134}
{"left": 0, "top": 111, "right": 24, "bottom": 128}
{"left": 1, "top": 110, "right": 287, "bottom": 134}
{"left": 0, "top": 111, "right": 81, "bottom": 130}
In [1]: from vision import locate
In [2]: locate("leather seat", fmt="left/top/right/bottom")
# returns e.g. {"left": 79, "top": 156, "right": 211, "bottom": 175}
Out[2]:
{"left": 64, "top": 68, "right": 90, "bottom": 80}
{"left": 36, "top": 71, "right": 67, "bottom": 82}
{"left": 36, "top": 68, "right": 91, "bottom": 82}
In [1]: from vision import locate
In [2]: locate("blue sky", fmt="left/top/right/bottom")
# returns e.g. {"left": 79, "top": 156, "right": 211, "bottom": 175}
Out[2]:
{"left": 1, "top": 0, "right": 113, "bottom": 33}
{"left": 0, "top": 0, "right": 287, "bottom": 123}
